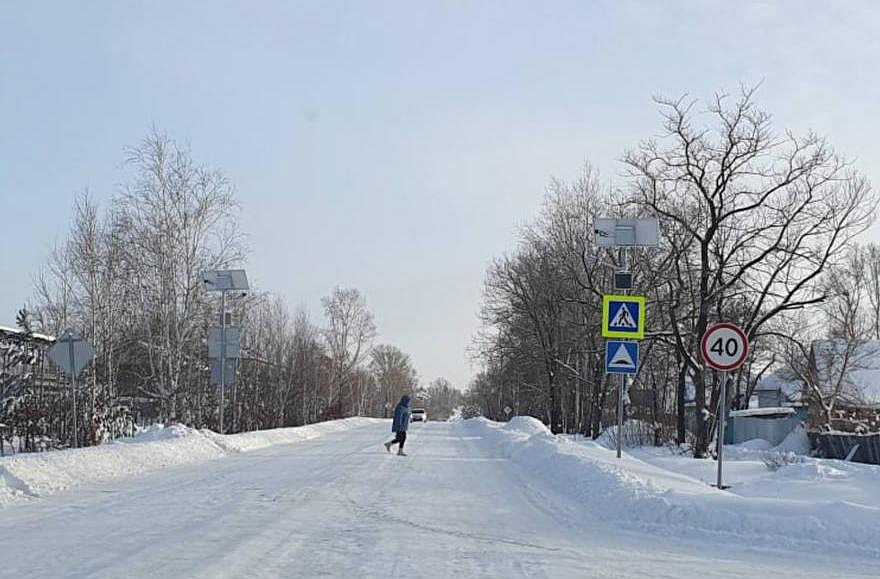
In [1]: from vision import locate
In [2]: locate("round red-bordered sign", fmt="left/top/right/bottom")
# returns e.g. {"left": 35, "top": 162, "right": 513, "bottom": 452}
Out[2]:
{"left": 701, "top": 323, "right": 749, "bottom": 371}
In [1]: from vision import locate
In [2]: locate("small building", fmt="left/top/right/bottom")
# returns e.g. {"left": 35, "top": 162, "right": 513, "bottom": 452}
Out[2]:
{"left": 752, "top": 371, "right": 803, "bottom": 409}
{"left": 726, "top": 407, "right": 802, "bottom": 446}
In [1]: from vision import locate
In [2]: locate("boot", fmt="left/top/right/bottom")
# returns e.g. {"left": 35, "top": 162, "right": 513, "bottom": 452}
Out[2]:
{"left": 384, "top": 441, "right": 392, "bottom": 453}
{"left": 397, "top": 448, "right": 407, "bottom": 456}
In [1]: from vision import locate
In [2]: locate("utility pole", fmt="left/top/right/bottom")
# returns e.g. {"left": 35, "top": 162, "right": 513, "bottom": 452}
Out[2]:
{"left": 220, "top": 288, "right": 227, "bottom": 434}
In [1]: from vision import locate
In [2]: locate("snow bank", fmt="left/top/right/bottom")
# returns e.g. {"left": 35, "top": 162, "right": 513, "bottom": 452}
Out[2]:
{"left": 502, "top": 416, "right": 550, "bottom": 437}
{"left": 202, "top": 418, "right": 382, "bottom": 453}
{"left": 462, "top": 417, "right": 880, "bottom": 557}
{"left": 0, "top": 418, "right": 380, "bottom": 508}
{"left": 773, "top": 422, "right": 811, "bottom": 455}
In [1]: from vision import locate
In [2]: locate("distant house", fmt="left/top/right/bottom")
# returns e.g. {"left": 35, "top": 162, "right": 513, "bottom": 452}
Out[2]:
{"left": 807, "top": 339, "right": 880, "bottom": 433}
{"left": 752, "top": 370, "right": 803, "bottom": 409}
{"left": 0, "top": 325, "right": 55, "bottom": 346}
{"left": 0, "top": 324, "right": 59, "bottom": 392}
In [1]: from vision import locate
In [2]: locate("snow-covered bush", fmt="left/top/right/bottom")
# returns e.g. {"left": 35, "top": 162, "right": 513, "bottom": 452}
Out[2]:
{"left": 459, "top": 404, "right": 482, "bottom": 420}
{"left": 596, "top": 420, "right": 657, "bottom": 449}
{"left": 761, "top": 450, "right": 805, "bottom": 471}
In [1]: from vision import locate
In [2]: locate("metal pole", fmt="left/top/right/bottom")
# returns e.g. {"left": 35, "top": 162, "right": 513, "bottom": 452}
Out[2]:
{"left": 716, "top": 372, "right": 727, "bottom": 488}
{"left": 617, "top": 374, "right": 624, "bottom": 458}
{"left": 219, "top": 290, "right": 227, "bottom": 434}
{"left": 616, "top": 246, "right": 628, "bottom": 459}
{"left": 68, "top": 338, "right": 77, "bottom": 448}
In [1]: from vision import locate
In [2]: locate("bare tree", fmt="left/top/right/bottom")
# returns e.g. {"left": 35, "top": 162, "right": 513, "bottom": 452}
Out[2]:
{"left": 322, "top": 287, "right": 377, "bottom": 416}
{"left": 425, "top": 377, "right": 462, "bottom": 421}
{"left": 19, "top": 132, "right": 417, "bottom": 450}
{"left": 481, "top": 245, "right": 569, "bottom": 432}
{"left": 114, "top": 130, "right": 245, "bottom": 422}
{"left": 623, "top": 86, "right": 877, "bottom": 456}
{"left": 370, "top": 344, "right": 419, "bottom": 417}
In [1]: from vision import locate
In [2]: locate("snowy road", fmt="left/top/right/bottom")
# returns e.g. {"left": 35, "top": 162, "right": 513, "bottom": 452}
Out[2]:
{"left": 0, "top": 421, "right": 873, "bottom": 578}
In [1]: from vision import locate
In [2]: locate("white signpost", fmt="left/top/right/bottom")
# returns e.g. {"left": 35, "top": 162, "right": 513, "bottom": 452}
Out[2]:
{"left": 701, "top": 323, "right": 749, "bottom": 489}
{"left": 47, "top": 330, "right": 96, "bottom": 448}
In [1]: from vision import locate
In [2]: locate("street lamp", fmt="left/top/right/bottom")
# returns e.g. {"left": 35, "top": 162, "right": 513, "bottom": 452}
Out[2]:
{"left": 202, "top": 269, "right": 249, "bottom": 434}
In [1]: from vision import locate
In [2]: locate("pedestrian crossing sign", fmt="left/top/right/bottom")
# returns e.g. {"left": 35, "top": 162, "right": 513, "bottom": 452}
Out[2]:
{"left": 602, "top": 295, "right": 645, "bottom": 339}
{"left": 605, "top": 340, "right": 639, "bottom": 374}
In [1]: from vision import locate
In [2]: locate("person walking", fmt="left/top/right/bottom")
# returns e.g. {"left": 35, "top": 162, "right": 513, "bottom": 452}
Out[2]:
{"left": 384, "top": 394, "right": 412, "bottom": 456}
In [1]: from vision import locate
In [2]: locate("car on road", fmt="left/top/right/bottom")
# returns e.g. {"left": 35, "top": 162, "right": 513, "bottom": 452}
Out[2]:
{"left": 411, "top": 408, "right": 427, "bottom": 422}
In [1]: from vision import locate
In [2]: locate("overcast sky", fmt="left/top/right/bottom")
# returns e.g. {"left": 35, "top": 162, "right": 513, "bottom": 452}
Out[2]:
{"left": 2, "top": 1, "right": 879, "bottom": 388}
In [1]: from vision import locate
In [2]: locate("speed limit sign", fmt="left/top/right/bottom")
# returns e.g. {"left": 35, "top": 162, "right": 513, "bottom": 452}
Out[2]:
{"left": 701, "top": 323, "right": 749, "bottom": 371}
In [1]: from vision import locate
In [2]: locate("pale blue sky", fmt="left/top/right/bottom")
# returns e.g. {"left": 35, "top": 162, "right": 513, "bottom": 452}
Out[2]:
{"left": 2, "top": 1, "right": 879, "bottom": 388}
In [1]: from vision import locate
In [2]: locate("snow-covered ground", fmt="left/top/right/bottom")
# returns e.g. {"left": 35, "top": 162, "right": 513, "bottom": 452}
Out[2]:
{"left": 0, "top": 418, "right": 381, "bottom": 507}
{"left": 0, "top": 418, "right": 876, "bottom": 578}
{"left": 471, "top": 418, "right": 879, "bottom": 557}
{"left": 628, "top": 433, "right": 880, "bottom": 509}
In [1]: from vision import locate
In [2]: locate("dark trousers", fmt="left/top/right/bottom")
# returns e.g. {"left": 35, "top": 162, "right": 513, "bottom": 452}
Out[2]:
{"left": 389, "top": 431, "right": 407, "bottom": 449}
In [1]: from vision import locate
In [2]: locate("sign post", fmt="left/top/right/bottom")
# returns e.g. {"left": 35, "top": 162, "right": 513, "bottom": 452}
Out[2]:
{"left": 605, "top": 340, "right": 639, "bottom": 457}
{"left": 602, "top": 295, "right": 645, "bottom": 459}
{"left": 47, "top": 330, "right": 96, "bottom": 448}
{"left": 594, "top": 217, "right": 658, "bottom": 460}
{"left": 701, "top": 323, "right": 749, "bottom": 489}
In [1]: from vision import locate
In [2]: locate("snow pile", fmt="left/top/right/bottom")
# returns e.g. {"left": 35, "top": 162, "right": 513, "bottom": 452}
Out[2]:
{"left": 739, "top": 438, "right": 773, "bottom": 450}
{"left": 721, "top": 426, "right": 810, "bottom": 460}
{"left": 502, "top": 415, "right": 550, "bottom": 437}
{"left": 0, "top": 418, "right": 380, "bottom": 508}
{"left": 773, "top": 422, "right": 811, "bottom": 455}
{"left": 462, "top": 417, "right": 880, "bottom": 557}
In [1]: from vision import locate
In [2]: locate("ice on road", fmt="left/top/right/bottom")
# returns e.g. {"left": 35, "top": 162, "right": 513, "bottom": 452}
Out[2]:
{"left": 0, "top": 421, "right": 872, "bottom": 578}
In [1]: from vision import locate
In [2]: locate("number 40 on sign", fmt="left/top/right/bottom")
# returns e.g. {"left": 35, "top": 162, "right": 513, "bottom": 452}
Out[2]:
{"left": 701, "top": 323, "right": 749, "bottom": 371}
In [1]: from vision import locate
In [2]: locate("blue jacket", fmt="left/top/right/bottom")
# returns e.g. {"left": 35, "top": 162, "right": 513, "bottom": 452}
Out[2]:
{"left": 392, "top": 395, "right": 412, "bottom": 433}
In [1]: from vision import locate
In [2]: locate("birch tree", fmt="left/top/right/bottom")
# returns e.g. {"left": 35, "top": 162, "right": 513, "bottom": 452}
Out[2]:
{"left": 115, "top": 130, "right": 245, "bottom": 422}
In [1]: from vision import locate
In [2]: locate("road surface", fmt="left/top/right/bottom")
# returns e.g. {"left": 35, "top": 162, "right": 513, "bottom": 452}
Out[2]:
{"left": 0, "top": 421, "right": 872, "bottom": 578}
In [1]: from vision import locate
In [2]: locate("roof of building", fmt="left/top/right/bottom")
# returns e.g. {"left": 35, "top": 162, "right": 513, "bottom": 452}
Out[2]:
{"left": 811, "top": 339, "right": 880, "bottom": 407}
{"left": 753, "top": 370, "right": 803, "bottom": 404}
{"left": 730, "top": 407, "right": 796, "bottom": 418}
{"left": 0, "top": 325, "right": 55, "bottom": 344}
